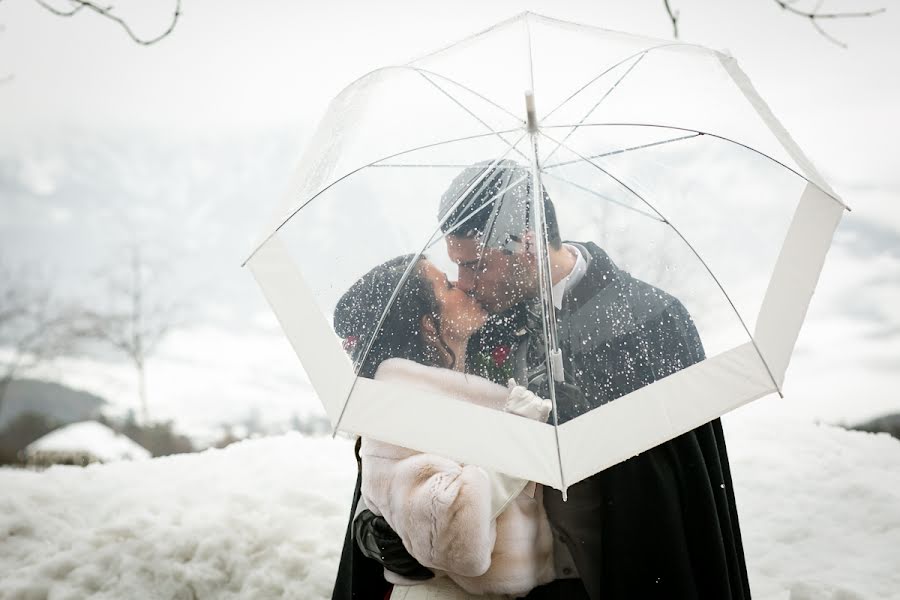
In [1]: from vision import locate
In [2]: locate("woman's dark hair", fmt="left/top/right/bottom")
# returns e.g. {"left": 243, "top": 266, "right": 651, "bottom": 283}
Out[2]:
{"left": 333, "top": 254, "right": 453, "bottom": 378}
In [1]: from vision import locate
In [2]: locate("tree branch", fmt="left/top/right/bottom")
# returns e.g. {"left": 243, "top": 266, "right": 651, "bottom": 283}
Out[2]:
{"left": 32, "top": 0, "right": 88, "bottom": 17}
{"left": 663, "top": 0, "right": 679, "bottom": 38}
{"left": 772, "top": 0, "right": 886, "bottom": 47}
{"left": 32, "top": 0, "right": 181, "bottom": 45}
{"left": 773, "top": 0, "right": 885, "bottom": 20}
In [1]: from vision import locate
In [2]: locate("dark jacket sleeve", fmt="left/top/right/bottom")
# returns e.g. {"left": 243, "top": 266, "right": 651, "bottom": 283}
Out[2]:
{"left": 331, "top": 441, "right": 392, "bottom": 600}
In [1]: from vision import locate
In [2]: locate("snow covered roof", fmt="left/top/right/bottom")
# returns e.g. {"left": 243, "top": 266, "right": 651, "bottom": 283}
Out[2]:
{"left": 25, "top": 421, "right": 151, "bottom": 462}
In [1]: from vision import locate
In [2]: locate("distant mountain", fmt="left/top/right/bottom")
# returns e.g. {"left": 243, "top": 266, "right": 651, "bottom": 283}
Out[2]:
{"left": 0, "top": 379, "right": 106, "bottom": 429}
{"left": 852, "top": 413, "right": 900, "bottom": 440}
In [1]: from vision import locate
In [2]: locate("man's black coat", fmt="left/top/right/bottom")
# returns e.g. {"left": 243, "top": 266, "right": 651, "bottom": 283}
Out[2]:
{"left": 331, "top": 439, "right": 391, "bottom": 600}
{"left": 332, "top": 242, "right": 750, "bottom": 600}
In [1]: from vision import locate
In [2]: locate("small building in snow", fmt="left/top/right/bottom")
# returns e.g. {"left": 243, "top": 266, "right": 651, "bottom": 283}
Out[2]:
{"left": 25, "top": 421, "right": 151, "bottom": 467}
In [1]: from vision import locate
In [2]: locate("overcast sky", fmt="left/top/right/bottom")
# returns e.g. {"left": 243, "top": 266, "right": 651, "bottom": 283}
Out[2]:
{"left": 2, "top": 0, "right": 897, "bottom": 174}
{"left": 1, "top": 0, "right": 897, "bottom": 430}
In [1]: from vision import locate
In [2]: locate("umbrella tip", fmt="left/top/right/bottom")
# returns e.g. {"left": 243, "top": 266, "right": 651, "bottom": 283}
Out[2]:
{"left": 524, "top": 90, "right": 538, "bottom": 133}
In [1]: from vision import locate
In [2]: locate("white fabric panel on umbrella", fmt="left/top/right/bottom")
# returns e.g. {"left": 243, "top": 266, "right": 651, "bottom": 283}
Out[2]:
{"left": 754, "top": 183, "right": 845, "bottom": 386}
{"left": 559, "top": 342, "right": 775, "bottom": 488}
{"left": 343, "top": 377, "right": 561, "bottom": 488}
{"left": 247, "top": 235, "right": 355, "bottom": 422}
{"left": 716, "top": 53, "right": 841, "bottom": 203}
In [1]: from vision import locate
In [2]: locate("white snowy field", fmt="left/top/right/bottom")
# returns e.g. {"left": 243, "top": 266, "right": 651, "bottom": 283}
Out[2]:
{"left": 1, "top": 410, "right": 898, "bottom": 600}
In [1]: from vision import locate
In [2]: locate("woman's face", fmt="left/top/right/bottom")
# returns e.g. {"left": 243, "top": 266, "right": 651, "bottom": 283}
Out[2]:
{"left": 418, "top": 260, "right": 488, "bottom": 341}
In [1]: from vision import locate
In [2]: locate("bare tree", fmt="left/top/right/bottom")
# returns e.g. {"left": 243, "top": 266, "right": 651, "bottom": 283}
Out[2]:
{"left": 662, "top": 0, "right": 886, "bottom": 48}
{"left": 31, "top": 0, "right": 181, "bottom": 46}
{"left": 82, "top": 244, "right": 182, "bottom": 424}
{"left": 0, "top": 265, "right": 84, "bottom": 415}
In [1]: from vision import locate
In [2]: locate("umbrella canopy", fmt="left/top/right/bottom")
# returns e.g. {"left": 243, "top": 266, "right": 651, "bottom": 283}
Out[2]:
{"left": 244, "top": 12, "right": 845, "bottom": 495}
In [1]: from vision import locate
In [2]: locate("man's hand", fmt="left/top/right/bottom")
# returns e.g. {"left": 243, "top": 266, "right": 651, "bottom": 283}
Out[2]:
{"left": 353, "top": 509, "right": 434, "bottom": 580}
{"left": 505, "top": 380, "right": 552, "bottom": 422}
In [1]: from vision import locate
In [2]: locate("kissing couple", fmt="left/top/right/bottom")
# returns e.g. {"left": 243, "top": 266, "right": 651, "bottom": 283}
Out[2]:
{"left": 331, "top": 159, "right": 751, "bottom": 600}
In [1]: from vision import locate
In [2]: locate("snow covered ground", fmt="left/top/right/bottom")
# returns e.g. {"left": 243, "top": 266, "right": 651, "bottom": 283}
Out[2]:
{"left": 1, "top": 410, "right": 898, "bottom": 600}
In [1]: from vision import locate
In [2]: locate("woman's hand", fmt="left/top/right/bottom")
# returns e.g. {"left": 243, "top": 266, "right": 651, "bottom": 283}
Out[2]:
{"left": 505, "top": 380, "right": 552, "bottom": 422}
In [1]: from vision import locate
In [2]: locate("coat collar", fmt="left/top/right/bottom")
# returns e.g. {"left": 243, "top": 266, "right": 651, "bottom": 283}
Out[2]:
{"left": 561, "top": 241, "right": 621, "bottom": 314}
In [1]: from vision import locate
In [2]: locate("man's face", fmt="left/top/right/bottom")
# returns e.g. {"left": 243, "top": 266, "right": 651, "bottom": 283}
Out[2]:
{"left": 445, "top": 234, "right": 537, "bottom": 314}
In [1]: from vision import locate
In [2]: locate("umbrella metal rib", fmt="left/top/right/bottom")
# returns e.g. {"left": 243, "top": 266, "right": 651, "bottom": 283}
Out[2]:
{"left": 331, "top": 138, "right": 528, "bottom": 438}
{"left": 527, "top": 129, "right": 569, "bottom": 498}
{"left": 541, "top": 131, "right": 702, "bottom": 170}
{"left": 537, "top": 129, "right": 785, "bottom": 398}
{"left": 542, "top": 123, "right": 848, "bottom": 209}
{"left": 540, "top": 170, "right": 665, "bottom": 222}
{"left": 525, "top": 12, "right": 536, "bottom": 96}
{"left": 416, "top": 71, "right": 530, "bottom": 163}
{"left": 369, "top": 163, "right": 518, "bottom": 168}
{"left": 541, "top": 52, "right": 648, "bottom": 167}
{"left": 409, "top": 66, "right": 524, "bottom": 124}
{"left": 540, "top": 43, "right": 696, "bottom": 124}
{"left": 538, "top": 130, "right": 666, "bottom": 222}
{"left": 367, "top": 131, "right": 701, "bottom": 175}
{"left": 525, "top": 21, "right": 568, "bottom": 498}
{"left": 241, "top": 128, "right": 522, "bottom": 267}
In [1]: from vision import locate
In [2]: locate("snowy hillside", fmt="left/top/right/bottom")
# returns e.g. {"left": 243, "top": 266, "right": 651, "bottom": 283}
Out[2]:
{"left": 1, "top": 411, "right": 898, "bottom": 600}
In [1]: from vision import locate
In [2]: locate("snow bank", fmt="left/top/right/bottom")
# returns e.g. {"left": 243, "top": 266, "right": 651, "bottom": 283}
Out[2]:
{"left": 0, "top": 434, "right": 357, "bottom": 600}
{"left": 725, "top": 410, "right": 900, "bottom": 600}
{"left": 25, "top": 421, "right": 152, "bottom": 462}
{"left": 1, "top": 412, "right": 898, "bottom": 600}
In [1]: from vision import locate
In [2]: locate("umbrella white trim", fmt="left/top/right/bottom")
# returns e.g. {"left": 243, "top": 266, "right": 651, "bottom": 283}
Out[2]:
{"left": 716, "top": 52, "right": 842, "bottom": 205}
{"left": 559, "top": 342, "right": 775, "bottom": 487}
{"left": 247, "top": 229, "right": 837, "bottom": 492}
{"left": 343, "top": 377, "right": 561, "bottom": 487}
{"left": 247, "top": 236, "right": 357, "bottom": 420}
{"left": 754, "top": 183, "right": 844, "bottom": 386}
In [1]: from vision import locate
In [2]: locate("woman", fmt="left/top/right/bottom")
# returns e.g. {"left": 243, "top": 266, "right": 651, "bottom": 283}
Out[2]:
{"left": 333, "top": 254, "right": 555, "bottom": 600}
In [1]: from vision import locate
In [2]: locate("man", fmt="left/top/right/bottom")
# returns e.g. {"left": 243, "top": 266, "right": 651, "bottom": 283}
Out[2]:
{"left": 333, "top": 160, "right": 751, "bottom": 600}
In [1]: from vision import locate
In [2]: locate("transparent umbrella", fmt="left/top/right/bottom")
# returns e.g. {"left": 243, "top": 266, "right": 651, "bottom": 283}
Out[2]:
{"left": 244, "top": 12, "right": 846, "bottom": 496}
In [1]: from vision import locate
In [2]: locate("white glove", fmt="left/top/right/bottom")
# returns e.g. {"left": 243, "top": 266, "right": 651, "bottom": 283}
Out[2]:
{"left": 505, "top": 379, "right": 552, "bottom": 423}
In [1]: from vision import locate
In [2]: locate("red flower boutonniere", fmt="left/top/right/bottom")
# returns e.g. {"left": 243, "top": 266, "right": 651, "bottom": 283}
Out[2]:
{"left": 491, "top": 344, "right": 511, "bottom": 368}
{"left": 473, "top": 343, "right": 515, "bottom": 384}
